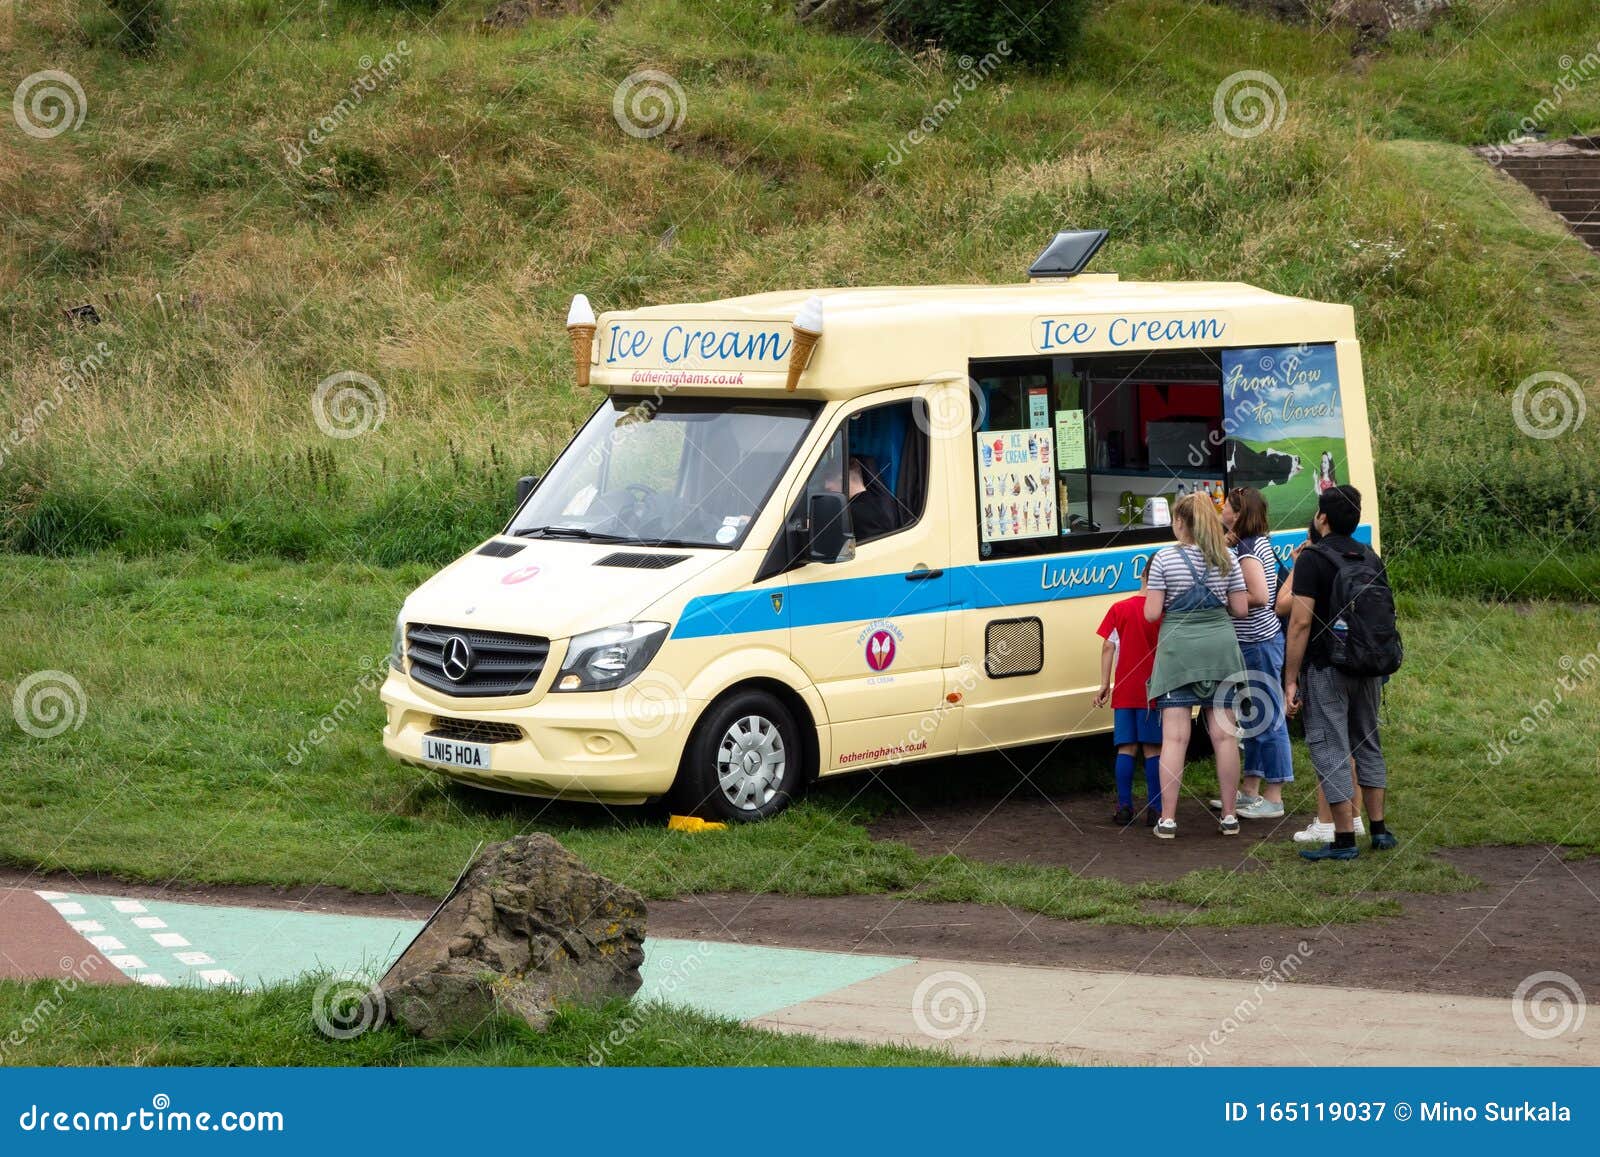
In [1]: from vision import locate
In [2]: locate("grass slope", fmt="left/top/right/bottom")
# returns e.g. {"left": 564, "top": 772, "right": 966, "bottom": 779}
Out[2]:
{"left": 0, "top": 1, "right": 1597, "bottom": 594}
{"left": 2, "top": 551, "right": 1594, "bottom": 928}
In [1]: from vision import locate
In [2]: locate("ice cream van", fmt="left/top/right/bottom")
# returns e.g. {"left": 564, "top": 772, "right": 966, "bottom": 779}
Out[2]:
{"left": 380, "top": 231, "right": 1379, "bottom": 822}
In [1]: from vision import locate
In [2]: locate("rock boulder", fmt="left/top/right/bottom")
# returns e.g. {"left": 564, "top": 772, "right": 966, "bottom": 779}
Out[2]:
{"left": 379, "top": 834, "right": 646, "bottom": 1038}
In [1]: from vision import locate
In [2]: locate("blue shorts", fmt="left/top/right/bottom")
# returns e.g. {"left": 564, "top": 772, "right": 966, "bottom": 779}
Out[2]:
{"left": 1113, "top": 707, "right": 1163, "bottom": 746}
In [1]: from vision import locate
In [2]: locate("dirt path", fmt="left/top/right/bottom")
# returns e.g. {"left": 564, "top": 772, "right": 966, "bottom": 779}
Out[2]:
{"left": 5, "top": 837, "right": 1594, "bottom": 1002}
{"left": 649, "top": 845, "right": 1600, "bottom": 1001}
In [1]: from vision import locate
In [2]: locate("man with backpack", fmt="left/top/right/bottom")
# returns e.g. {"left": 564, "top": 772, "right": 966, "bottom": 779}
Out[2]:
{"left": 1283, "top": 485, "right": 1403, "bottom": 861}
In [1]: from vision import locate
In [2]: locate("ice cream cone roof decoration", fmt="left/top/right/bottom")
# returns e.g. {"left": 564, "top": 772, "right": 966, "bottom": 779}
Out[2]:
{"left": 567, "top": 293, "right": 597, "bottom": 388}
{"left": 784, "top": 296, "right": 824, "bottom": 392}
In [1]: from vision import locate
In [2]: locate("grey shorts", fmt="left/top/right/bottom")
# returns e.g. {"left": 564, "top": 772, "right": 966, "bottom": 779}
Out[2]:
{"left": 1302, "top": 663, "right": 1387, "bottom": 805}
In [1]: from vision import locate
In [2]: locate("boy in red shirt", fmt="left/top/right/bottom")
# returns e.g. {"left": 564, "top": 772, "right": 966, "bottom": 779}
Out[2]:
{"left": 1093, "top": 557, "right": 1164, "bottom": 826}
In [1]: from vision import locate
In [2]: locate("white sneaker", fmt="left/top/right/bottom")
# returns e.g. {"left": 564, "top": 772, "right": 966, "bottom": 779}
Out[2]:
{"left": 1293, "top": 816, "right": 1365, "bottom": 843}
{"left": 1293, "top": 819, "right": 1334, "bottom": 843}
{"left": 1154, "top": 819, "right": 1178, "bottom": 840}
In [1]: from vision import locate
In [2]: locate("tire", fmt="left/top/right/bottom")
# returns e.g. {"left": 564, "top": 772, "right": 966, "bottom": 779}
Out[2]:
{"left": 672, "top": 689, "right": 805, "bottom": 823}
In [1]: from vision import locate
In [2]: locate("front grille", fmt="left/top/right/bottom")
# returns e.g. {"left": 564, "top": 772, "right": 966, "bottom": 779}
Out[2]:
{"left": 428, "top": 716, "right": 524, "bottom": 744}
{"left": 406, "top": 623, "right": 550, "bottom": 698}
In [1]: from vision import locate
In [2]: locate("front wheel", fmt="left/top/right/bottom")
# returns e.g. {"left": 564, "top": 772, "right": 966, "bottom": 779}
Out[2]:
{"left": 672, "top": 689, "right": 804, "bottom": 823}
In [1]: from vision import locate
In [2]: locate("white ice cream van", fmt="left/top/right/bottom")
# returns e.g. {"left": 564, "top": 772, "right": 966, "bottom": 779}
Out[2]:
{"left": 381, "top": 232, "right": 1379, "bottom": 821}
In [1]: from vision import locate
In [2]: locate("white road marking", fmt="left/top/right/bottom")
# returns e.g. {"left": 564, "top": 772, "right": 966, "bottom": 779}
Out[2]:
{"left": 151, "top": 932, "right": 190, "bottom": 948}
{"left": 175, "top": 952, "right": 214, "bottom": 966}
{"left": 69, "top": 921, "right": 104, "bottom": 933}
{"left": 111, "top": 900, "right": 147, "bottom": 913}
{"left": 88, "top": 935, "right": 125, "bottom": 952}
{"left": 131, "top": 916, "right": 167, "bottom": 929}
{"left": 135, "top": 974, "right": 170, "bottom": 987}
{"left": 198, "top": 970, "right": 238, "bottom": 985}
{"left": 51, "top": 902, "right": 85, "bottom": 916}
{"left": 35, "top": 891, "right": 68, "bottom": 900}
{"left": 108, "top": 955, "right": 147, "bottom": 970}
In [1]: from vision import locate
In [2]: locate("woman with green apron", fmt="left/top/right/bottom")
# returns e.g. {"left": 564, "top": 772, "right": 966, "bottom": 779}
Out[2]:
{"left": 1144, "top": 493, "right": 1249, "bottom": 839}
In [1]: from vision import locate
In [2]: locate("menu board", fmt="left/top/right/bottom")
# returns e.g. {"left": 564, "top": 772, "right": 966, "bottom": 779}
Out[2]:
{"left": 1054, "top": 409, "right": 1087, "bottom": 470}
{"left": 977, "top": 428, "right": 1057, "bottom": 542}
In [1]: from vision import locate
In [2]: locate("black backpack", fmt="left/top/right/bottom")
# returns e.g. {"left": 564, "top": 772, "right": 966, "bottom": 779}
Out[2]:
{"left": 1313, "top": 542, "right": 1403, "bottom": 677}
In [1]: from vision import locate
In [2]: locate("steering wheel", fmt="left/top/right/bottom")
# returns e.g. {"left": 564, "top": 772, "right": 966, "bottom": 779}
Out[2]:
{"left": 624, "top": 483, "right": 658, "bottom": 505}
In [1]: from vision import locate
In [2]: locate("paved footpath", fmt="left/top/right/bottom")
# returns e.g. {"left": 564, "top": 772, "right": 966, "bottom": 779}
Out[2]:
{"left": 0, "top": 887, "right": 1589, "bottom": 1066}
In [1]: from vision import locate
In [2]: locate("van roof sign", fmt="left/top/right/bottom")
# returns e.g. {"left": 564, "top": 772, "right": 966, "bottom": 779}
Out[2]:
{"left": 1027, "top": 229, "right": 1109, "bottom": 279}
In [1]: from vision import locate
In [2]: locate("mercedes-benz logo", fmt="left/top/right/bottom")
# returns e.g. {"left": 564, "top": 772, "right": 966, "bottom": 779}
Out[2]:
{"left": 441, "top": 635, "right": 474, "bottom": 682}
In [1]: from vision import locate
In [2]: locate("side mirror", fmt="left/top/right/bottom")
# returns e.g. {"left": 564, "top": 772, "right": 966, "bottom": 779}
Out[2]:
{"left": 515, "top": 475, "right": 539, "bottom": 507}
{"left": 807, "top": 493, "right": 850, "bottom": 562}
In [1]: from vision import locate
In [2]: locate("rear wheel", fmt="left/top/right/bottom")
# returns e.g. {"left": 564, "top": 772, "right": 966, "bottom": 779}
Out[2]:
{"left": 673, "top": 689, "right": 804, "bottom": 822}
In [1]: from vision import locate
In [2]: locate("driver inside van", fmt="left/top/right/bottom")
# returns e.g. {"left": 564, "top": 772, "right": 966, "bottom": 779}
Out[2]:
{"left": 846, "top": 456, "right": 901, "bottom": 542}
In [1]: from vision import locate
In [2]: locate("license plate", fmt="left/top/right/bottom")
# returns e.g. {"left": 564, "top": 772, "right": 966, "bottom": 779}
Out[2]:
{"left": 420, "top": 737, "right": 491, "bottom": 770}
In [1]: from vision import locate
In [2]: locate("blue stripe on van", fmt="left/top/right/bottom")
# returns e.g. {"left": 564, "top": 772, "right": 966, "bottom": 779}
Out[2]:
{"left": 671, "top": 524, "right": 1370, "bottom": 640}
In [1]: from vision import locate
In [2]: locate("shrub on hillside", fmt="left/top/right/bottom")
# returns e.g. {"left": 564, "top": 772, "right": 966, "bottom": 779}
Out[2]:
{"left": 898, "top": 0, "right": 1090, "bottom": 69}
{"left": 796, "top": 0, "right": 1089, "bottom": 69}
{"left": 105, "top": 0, "right": 169, "bottom": 55}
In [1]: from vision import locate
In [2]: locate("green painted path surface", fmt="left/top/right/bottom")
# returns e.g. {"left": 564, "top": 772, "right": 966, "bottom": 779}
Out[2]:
{"left": 40, "top": 891, "right": 911, "bottom": 1021}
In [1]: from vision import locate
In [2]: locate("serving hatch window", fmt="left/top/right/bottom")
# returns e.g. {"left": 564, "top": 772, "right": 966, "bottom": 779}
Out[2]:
{"left": 972, "top": 350, "right": 1228, "bottom": 559}
{"left": 509, "top": 396, "right": 818, "bottom": 549}
{"left": 971, "top": 342, "right": 1350, "bottom": 558}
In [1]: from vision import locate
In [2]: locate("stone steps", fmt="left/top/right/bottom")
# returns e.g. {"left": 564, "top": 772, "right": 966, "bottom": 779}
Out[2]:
{"left": 1482, "top": 143, "right": 1600, "bottom": 252}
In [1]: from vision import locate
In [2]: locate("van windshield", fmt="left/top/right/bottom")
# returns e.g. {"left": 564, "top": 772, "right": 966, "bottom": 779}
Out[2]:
{"left": 510, "top": 397, "right": 818, "bottom": 549}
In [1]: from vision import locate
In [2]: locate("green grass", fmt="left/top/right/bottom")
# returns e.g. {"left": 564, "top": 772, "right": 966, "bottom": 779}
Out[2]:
{"left": 1, "top": 1, "right": 1598, "bottom": 584}
{"left": 2, "top": 550, "right": 1593, "bottom": 930}
{"left": 0, "top": 976, "right": 1030, "bottom": 1066}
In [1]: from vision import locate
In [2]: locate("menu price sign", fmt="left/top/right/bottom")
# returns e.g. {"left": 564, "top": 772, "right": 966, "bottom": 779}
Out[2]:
{"left": 1054, "top": 409, "right": 1087, "bottom": 470}
{"left": 978, "top": 428, "right": 1057, "bottom": 542}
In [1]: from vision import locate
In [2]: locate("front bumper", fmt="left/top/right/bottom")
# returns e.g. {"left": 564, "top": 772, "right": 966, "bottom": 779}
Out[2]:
{"left": 380, "top": 671, "right": 696, "bottom": 804}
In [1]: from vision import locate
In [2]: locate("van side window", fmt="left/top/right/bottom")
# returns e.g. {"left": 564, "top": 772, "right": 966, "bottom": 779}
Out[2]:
{"left": 795, "top": 399, "right": 929, "bottom": 557}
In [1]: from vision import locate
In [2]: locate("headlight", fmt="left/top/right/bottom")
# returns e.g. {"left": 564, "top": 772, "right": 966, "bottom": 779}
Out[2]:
{"left": 390, "top": 615, "right": 405, "bottom": 670}
{"left": 554, "top": 622, "right": 669, "bottom": 692}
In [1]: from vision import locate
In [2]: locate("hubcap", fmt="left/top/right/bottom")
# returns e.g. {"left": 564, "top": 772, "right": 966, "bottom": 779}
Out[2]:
{"left": 715, "top": 714, "right": 787, "bottom": 811}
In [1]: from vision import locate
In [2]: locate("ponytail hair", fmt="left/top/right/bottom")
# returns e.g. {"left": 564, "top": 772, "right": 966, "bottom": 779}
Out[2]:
{"left": 1173, "top": 493, "right": 1234, "bottom": 576}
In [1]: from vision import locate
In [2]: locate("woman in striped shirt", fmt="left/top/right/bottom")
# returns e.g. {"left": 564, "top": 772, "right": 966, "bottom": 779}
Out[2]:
{"left": 1219, "top": 487, "right": 1294, "bottom": 820}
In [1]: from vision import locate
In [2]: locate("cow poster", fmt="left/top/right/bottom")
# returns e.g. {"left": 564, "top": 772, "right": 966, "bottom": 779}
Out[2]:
{"left": 1221, "top": 343, "right": 1347, "bottom": 531}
